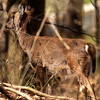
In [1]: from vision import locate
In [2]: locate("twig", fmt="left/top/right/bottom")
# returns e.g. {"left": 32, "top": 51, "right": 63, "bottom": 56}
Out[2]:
{"left": 48, "top": 20, "right": 70, "bottom": 50}
{"left": 1, "top": 83, "right": 75, "bottom": 100}
{"left": 90, "top": 0, "right": 96, "bottom": 8}
{"left": 0, "top": 85, "right": 15, "bottom": 100}
{"left": 3, "top": 86, "right": 33, "bottom": 100}
{"left": 30, "top": 8, "right": 51, "bottom": 56}
{"left": 41, "top": 73, "right": 57, "bottom": 91}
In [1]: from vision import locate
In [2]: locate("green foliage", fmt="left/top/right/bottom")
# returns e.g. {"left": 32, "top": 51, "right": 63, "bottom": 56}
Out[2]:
{"left": 84, "top": 0, "right": 90, "bottom": 4}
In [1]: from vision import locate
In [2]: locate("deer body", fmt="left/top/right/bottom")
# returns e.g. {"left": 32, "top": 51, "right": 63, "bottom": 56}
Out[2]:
{"left": 17, "top": 29, "right": 93, "bottom": 75}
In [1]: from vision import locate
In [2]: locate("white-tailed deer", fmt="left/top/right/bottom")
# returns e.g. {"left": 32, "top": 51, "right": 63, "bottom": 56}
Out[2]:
{"left": 6, "top": 5, "right": 96, "bottom": 100}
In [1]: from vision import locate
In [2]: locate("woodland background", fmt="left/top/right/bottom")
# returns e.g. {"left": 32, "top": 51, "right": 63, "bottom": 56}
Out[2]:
{"left": 0, "top": 0, "right": 100, "bottom": 100}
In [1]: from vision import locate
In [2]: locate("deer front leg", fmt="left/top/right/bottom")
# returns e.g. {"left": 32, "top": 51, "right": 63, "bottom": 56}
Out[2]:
{"left": 77, "top": 85, "right": 80, "bottom": 100}
{"left": 36, "top": 66, "right": 47, "bottom": 92}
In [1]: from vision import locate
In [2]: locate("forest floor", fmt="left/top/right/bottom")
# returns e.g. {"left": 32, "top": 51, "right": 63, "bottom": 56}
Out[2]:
{"left": 0, "top": 74, "right": 100, "bottom": 100}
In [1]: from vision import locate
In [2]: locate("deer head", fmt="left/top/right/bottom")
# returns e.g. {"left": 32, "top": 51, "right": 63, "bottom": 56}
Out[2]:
{"left": 6, "top": 4, "right": 34, "bottom": 32}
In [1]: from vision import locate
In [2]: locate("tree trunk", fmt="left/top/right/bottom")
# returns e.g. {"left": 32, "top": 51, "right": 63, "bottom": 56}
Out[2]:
{"left": 7, "top": 32, "right": 23, "bottom": 85}
{"left": 95, "top": 0, "right": 100, "bottom": 46}
{"left": 95, "top": 0, "right": 100, "bottom": 72}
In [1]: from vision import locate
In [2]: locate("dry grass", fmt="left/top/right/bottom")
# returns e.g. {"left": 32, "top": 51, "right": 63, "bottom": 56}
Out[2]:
{"left": 0, "top": 73, "right": 100, "bottom": 100}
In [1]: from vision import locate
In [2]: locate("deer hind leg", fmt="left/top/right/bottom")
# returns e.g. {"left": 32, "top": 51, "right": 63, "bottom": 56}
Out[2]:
{"left": 84, "top": 84, "right": 96, "bottom": 100}
{"left": 40, "top": 67, "right": 53, "bottom": 94}
{"left": 77, "top": 84, "right": 85, "bottom": 100}
{"left": 83, "top": 87, "right": 88, "bottom": 100}
{"left": 79, "top": 76, "right": 96, "bottom": 100}
{"left": 77, "top": 85, "right": 80, "bottom": 100}
{"left": 36, "top": 66, "right": 47, "bottom": 92}
{"left": 79, "top": 86, "right": 90, "bottom": 100}
{"left": 77, "top": 76, "right": 87, "bottom": 100}
{"left": 77, "top": 81, "right": 95, "bottom": 100}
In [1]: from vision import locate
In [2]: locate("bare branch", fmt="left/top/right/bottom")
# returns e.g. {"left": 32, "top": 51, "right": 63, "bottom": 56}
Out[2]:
{"left": 30, "top": 9, "right": 51, "bottom": 57}
{"left": 0, "top": 85, "right": 15, "bottom": 100}
{"left": 1, "top": 83, "right": 75, "bottom": 100}
{"left": 90, "top": 0, "right": 96, "bottom": 8}
{"left": 48, "top": 21, "right": 70, "bottom": 50}
{"left": 4, "top": 86, "right": 33, "bottom": 100}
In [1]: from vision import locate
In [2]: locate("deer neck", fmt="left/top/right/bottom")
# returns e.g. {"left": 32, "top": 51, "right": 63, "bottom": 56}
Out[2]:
{"left": 16, "top": 13, "right": 35, "bottom": 53}
{"left": 16, "top": 28, "right": 34, "bottom": 54}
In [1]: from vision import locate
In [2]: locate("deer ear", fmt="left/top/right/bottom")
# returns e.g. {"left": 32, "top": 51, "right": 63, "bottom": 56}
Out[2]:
{"left": 86, "top": 43, "right": 96, "bottom": 73}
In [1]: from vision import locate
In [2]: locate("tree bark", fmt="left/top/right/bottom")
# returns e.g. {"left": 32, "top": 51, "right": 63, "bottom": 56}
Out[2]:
{"left": 95, "top": 0, "right": 100, "bottom": 72}
{"left": 95, "top": 0, "right": 100, "bottom": 46}
{"left": 7, "top": 32, "right": 23, "bottom": 85}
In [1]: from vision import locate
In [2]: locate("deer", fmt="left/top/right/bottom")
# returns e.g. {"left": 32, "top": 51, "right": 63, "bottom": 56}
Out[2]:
{"left": 6, "top": 4, "right": 96, "bottom": 100}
